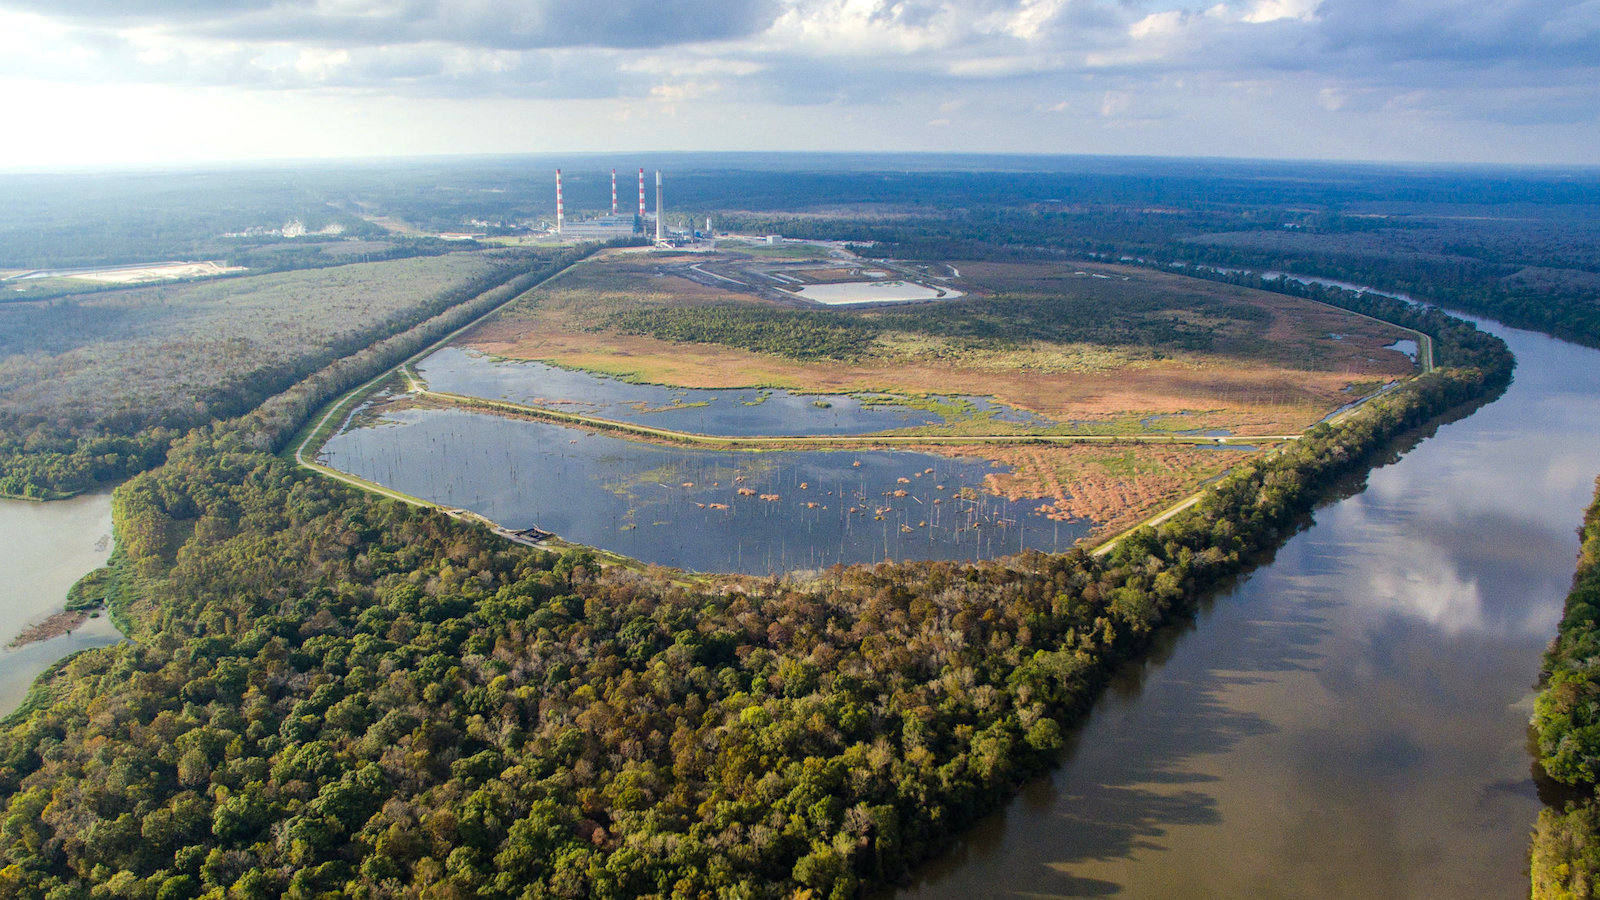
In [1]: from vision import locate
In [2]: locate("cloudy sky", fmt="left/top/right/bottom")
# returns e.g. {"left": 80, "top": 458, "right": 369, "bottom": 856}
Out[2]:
{"left": 1, "top": 0, "right": 1596, "bottom": 169}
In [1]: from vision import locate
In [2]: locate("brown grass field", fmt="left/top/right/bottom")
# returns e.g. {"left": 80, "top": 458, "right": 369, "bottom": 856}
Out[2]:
{"left": 429, "top": 247, "right": 1419, "bottom": 536}
{"left": 925, "top": 442, "right": 1259, "bottom": 540}
{"left": 463, "top": 250, "right": 1415, "bottom": 437}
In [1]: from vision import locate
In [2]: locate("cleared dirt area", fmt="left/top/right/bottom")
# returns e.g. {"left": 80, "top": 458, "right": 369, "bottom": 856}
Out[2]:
{"left": 68, "top": 261, "right": 246, "bottom": 284}
{"left": 463, "top": 252, "right": 1413, "bottom": 436}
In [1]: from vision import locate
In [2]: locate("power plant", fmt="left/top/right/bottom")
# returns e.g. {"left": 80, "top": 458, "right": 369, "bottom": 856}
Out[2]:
{"left": 542, "top": 165, "right": 703, "bottom": 248}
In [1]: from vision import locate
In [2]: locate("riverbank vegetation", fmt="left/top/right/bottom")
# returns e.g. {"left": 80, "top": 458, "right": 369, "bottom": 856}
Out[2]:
{"left": 0, "top": 272, "right": 1510, "bottom": 897}
{"left": 1531, "top": 478, "right": 1600, "bottom": 900}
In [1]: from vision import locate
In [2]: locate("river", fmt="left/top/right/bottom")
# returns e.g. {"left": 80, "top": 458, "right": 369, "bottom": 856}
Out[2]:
{"left": 895, "top": 318, "right": 1600, "bottom": 897}
{"left": 0, "top": 492, "right": 118, "bottom": 716}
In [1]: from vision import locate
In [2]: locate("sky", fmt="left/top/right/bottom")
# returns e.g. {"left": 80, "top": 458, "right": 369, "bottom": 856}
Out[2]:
{"left": 1, "top": 0, "right": 1597, "bottom": 170}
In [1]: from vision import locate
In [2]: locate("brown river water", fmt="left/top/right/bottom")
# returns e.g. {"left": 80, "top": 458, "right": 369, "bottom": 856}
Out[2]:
{"left": 0, "top": 492, "right": 117, "bottom": 716}
{"left": 893, "top": 318, "right": 1600, "bottom": 896}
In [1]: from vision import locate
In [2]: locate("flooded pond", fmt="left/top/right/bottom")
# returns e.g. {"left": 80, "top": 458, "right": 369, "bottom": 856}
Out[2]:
{"left": 0, "top": 493, "right": 119, "bottom": 716}
{"left": 1386, "top": 338, "right": 1419, "bottom": 362}
{"left": 320, "top": 406, "right": 1091, "bottom": 573}
{"left": 417, "top": 347, "right": 1050, "bottom": 435}
{"left": 893, "top": 317, "right": 1600, "bottom": 898}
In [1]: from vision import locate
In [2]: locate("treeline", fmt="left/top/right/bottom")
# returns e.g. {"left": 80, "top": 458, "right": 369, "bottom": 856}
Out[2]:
{"left": 603, "top": 283, "right": 1275, "bottom": 364}
{"left": 1168, "top": 246, "right": 1600, "bottom": 351}
{"left": 221, "top": 239, "right": 486, "bottom": 276}
{"left": 605, "top": 305, "right": 879, "bottom": 360}
{"left": 2, "top": 239, "right": 492, "bottom": 306}
{"left": 726, "top": 199, "right": 1600, "bottom": 355}
{"left": 0, "top": 297, "right": 1510, "bottom": 897}
{"left": 1141, "top": 264, "right": 1515, "bottom": 373}
{"left": 0, "top": 243, "right": 624, "bottom": 500}
{"left": 0, "top": 427, "right": 177, "bottom": 501}
{"left": 1530, "top": 479, "right": 1600, "bottom": 900}
{"left": 869, "top": 288, "right": 1260, "bottom": 356}
{"left": 241, "top": 241, "right": 630, "bottom": 457}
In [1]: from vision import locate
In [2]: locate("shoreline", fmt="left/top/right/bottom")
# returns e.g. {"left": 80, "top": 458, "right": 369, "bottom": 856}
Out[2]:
{"left": 7, "top": 607, "right": 97, "bottom": 649}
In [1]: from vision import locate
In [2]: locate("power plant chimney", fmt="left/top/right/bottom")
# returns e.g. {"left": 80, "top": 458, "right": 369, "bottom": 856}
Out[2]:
{"left": 611, "top": 168, "right": 618, "bottom": 216}
{"left": 555, "top": 169, "right": 564, "bottom": 234}
{"left": 655, "top": 170, "right": 663, "bottom": 244}
{"left": 637, "top": 168, "right": 645, "bottom": 220}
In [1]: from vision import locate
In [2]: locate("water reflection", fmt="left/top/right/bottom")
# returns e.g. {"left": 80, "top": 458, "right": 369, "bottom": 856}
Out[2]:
{"left": 321, "top": 406, "right": 1090, "bottom": 574}
{"left": 893, "top": 319, "right": 1600, "bottom": 898}
{"left": 417, "top": 347, "right": 1050, "bottom": 436}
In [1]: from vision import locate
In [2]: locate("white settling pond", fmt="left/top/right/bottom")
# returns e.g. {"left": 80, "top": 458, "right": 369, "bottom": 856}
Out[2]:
{"left": 793, "top": 281, "right": 963, "bottom": 305}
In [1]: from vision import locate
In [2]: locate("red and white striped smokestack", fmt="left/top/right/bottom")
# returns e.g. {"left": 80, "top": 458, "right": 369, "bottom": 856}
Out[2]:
{"left": 555, "top": 169, "right": 564, "bottom": 234}
{"left": 611, "top": 169, "right": 618, "bottom": 215}
{"left": 637, "top": 168, "right": 646, "bottom": 219}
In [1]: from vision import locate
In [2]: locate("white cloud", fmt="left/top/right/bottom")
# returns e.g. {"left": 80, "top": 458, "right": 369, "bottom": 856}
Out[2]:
{"left": 0, "top": 0, "right": 1597, "bottom": 166}
{"left": 1242, "top": 0, "right": 1320, "bottom": 24}
{"left": 294, "top": 47, "right": 351, "bottom": 79}
{"left": 1100, "top": 89, "right": 1131, "bottom": 116}
{"left": 1130, "top": 9, "right": 1185, "bottom": 40}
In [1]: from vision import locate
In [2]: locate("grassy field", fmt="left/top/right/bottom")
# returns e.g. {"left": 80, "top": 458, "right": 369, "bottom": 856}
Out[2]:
{"left": 464, "top": 248, "right": 1416, "bottom": 437}
{"left": 930, "top": 442, "right": 1260, "bottom": 540}
{"left": 0, "top": 251, "right": 523, "bottom": 438}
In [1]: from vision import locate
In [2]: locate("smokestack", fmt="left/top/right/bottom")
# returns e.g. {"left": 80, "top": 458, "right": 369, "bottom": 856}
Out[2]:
{"left": 655, "top": 170, "right": 663, "bottom": 244}
{"left": 555, "top": 169, "right": 564, "bottom": 234}
{"left": 637, "top": 168, "right": 645, "bottom": 220}
{"left": 611, "top": 168, "right": 618, "bottom": 215}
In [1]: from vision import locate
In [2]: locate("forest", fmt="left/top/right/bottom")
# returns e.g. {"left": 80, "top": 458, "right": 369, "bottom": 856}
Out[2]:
{"left": 0, "top": 258, "right": 1511, "bottom": 898}
{"left": 1531, "top": 480, "right": 1600, "bottom": 900}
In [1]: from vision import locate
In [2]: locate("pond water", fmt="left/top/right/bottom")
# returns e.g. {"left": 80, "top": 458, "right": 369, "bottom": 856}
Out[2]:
{"left": 0, "top": 493, "right": 119, "bottom": 716}
{"left": 417, "top": 347, "right": 1051, "bottom": 435}
{"left": 320, "top": 406, "right": 1091, "bottom": 574}
{"left": 1386, "top": 338, "right": 1419, "bottom": 361}
{"left": 791, "top": 281, "right": 963, "bottom": 305}
{"left": 893, "top": 317, "right": 1600, "bottom": 898}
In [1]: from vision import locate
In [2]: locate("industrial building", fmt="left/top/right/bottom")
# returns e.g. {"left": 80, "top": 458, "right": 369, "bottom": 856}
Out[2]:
{"left": 541, "top": 165, "right": 708, "bottom": 248}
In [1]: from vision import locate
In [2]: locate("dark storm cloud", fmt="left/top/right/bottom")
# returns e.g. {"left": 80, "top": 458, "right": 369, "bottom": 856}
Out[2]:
{"left": 0, "top": 0, "right": 784, "bottom": 50}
